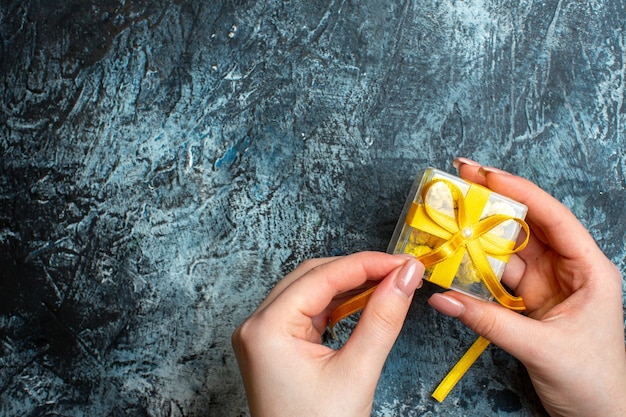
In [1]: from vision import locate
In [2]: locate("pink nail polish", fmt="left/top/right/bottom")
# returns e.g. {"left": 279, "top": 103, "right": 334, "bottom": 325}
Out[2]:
{"left": 395, "top": 259, "right": 424, "bottom": 297}
{"left": 453, "top": 157, "right": 482, "bottom": 170}
{"left": 428, "top": 293, "right": 465, "bottom": 317}
{"left": 478, "top": 166, "right": 512, "bottom": 177}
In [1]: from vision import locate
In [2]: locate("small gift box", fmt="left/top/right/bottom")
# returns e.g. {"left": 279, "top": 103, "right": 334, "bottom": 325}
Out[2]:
{"left": 387, "top": 167, "right": 528, "bottom": 306}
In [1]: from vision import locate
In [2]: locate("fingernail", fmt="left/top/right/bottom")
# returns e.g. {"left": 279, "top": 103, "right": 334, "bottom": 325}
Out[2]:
{"left": 395, "top": 259, "right": 424, "bottom": 297}
{"left": 428, "top": 293, "right": 465, "bottom": 317}
{"left": 453, "top": 157, "right": 481, "bottom": 170}
{"left": 478, "top": 166, "right": 511, "bottom": 177}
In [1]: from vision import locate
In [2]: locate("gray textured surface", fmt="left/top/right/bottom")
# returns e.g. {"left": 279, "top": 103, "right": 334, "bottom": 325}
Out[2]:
{"left": 1, "top": 1, "right": 625, "bottom": 416}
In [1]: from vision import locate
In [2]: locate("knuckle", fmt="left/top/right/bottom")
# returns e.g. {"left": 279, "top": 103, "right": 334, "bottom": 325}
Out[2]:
{"left": 231, "top": 316, "right": 260, "bottom": 353}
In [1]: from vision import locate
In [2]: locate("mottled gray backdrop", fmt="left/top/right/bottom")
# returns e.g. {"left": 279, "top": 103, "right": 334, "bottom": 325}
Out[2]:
{"left": 1, "top": 1, "right": 625, "bottom": 416}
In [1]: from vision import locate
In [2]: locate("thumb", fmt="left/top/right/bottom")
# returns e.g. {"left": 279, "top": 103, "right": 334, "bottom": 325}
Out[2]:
{"left": 428, "top": 292, "right": 544, "bottom": 364}
{"left": 338, "top": 258, "right": 425, "bottom": 374}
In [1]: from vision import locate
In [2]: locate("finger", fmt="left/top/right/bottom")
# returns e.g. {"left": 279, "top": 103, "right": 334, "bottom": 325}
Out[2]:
{"left": 456, "top": 160, "right": 487, "bottom": 186}
{"left": 482, "top": 171, "right": 601, "bottom": 260}
{"left": 338, "top": 258, "right": 425, "bottom": 374}
{"left": 500, "top": 253, "right": 526, "bottom": 292}
{"left": 269, "top": 252, "right": 410, "bottom": 324}
{"left": 253, "top": 257, "right": 339, "bottom": 314}
{"left": 455, "top": 158, "right": 520, "bottom": 185}
{"left": 428, "top": 291, "right": 548, "bottom": 364}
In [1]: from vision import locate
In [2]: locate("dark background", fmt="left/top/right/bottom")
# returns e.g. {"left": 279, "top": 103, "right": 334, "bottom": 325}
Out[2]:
{"left": 1, "top": 1, "right": 624, "bottom": 416}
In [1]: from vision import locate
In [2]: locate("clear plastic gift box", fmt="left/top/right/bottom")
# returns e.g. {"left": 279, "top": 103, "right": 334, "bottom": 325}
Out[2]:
{"left": 387, "top": 167, "right": 528, "bottom": 301}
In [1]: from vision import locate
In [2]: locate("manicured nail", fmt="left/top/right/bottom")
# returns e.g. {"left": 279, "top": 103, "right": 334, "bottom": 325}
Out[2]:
{"left": 453, "top": 157, "right": 481, "bottom": 170}
{"left": 395, "top": 258, "right": 424, "bottom": 297}
{"left": 428, "top": 293, "right": 465, "bottom": 317}
{"left": 478, "top": 166, "right": 511, "bottom": 177}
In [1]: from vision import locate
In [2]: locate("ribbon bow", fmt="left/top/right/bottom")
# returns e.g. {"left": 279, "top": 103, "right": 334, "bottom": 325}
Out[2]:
{"left": 329, "top": 177, "right": 530, "bottom": 401}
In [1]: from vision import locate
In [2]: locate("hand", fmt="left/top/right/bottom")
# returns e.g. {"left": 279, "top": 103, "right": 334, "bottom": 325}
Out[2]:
{"left": 428, "top": 158, "right": 626, "bottom": 417}
{"left": 232, "top": 252, "right": 424, "bottom": 417}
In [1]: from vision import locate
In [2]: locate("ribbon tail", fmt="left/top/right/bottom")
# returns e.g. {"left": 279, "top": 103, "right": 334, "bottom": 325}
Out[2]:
{"left": 432, "top": 336, "right": 491, "bottom": 402}
{"left": 329, "top": 285, "right": 378, "bottom": 339}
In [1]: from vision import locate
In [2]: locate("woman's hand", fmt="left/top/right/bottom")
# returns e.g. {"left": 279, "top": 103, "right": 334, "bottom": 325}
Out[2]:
{"left": 232, "top": 252, "right": 424, "bottom": 417}
{"left": 428, "top": 158, "right": 626, "bottom": 417}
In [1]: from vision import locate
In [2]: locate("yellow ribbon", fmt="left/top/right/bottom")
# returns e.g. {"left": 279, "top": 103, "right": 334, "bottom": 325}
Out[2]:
{"left": 329, "top": 178, "right": 530, "bottom": 401}
{"left": 431, "top": 335, "right": 492, "bottom": 402}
